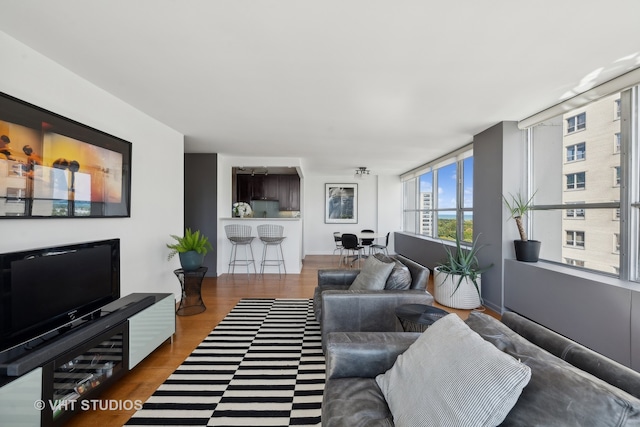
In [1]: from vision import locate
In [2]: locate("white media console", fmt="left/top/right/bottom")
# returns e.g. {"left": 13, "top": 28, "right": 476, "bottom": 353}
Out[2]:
{"left": 0, "top": 293, "right": 175, "bottom": 427}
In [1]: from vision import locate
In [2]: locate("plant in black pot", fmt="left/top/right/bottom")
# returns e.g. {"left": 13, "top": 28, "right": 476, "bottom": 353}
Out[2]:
{"left": 503, "top": 191, "right": 541, "bottom": 262}
{"left": 167, "top": 228, "right": 213, "bottom": 271}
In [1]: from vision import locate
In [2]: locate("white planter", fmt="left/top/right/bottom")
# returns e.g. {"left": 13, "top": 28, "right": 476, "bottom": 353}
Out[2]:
{"left": 434, "top": 267, "right": 482, "bottom": 309}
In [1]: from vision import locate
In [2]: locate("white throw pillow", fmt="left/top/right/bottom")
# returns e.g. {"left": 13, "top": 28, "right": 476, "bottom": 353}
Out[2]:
{"left": 375, "top": 314, "right": 531, "bottom": 427}
{"left": 349, "top": 255, "right": 394, "bottom": 291}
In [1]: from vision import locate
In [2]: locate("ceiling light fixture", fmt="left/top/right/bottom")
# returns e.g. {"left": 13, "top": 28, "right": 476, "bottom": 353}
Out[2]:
{"left": 354, "top": 166, "right": 371, "bottom": 179}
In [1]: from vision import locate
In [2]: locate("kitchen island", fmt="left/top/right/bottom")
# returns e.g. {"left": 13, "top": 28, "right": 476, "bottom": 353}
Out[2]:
{"left": 219, "top": 217, "right": 303, "bottom": 275}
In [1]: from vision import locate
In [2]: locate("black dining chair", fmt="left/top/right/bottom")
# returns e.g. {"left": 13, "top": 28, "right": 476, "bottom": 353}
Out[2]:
{"left": 371, "top": 232, "right": 390, "bottom": 256}
{"left": 333, "top": 232, "right": 344, "bottom": 266}
{"left": 341, "top": 233, "right": 364, "bottom": 268}
{"left": 360, "top": 229, "right": 375, "bottom": 255}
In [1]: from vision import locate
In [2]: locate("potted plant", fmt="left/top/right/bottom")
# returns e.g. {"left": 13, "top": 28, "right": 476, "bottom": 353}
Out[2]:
{"left": 434, "top": 233, "right": 492, "bottom": 309}
{"left": 167, "top": 228, "right": 213, "bottom": 271}
{"left": 503, "top": 191, "right": 541, "bottom": 262}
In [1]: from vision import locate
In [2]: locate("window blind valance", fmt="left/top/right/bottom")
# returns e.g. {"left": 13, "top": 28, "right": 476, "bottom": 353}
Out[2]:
{"left": 400, "top": 144, "right": 472, "bottom": 181}
{"left": 518, "top": 66, "right": 640, "bottom": 129}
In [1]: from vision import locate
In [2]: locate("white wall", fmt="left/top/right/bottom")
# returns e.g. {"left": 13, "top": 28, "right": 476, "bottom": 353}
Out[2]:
{"left": 0, "top": 32, "right": 185, "bottom": 299}
{"left": 303, "top": 174, "right": 402, "bottom": 255}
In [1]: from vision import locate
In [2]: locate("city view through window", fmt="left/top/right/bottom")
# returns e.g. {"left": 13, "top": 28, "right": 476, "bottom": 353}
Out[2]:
{"left": 530, "top": 92, "right": 622, "bottom": 275}
{"left": 403, "top": 151, "right": 473, "bottom": 242}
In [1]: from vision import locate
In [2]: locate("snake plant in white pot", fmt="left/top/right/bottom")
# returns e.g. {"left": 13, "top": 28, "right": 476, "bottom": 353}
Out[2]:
{"left": 434, "top": 233, "right": 493, "bottom": 309}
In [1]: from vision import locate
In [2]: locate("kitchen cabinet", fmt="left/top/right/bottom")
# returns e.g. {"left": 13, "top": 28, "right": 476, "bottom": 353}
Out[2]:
{"left": 278, "top": 175, "right": 300, "bottom": 211}
{"left": 236, "top": 174, "right": 300, "bottom": 208}
{"left": 262, "top": 175, "right": 279, "bottom": 200}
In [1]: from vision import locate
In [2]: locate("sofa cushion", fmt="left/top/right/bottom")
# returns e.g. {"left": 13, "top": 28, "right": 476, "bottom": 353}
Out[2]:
{"left": 466, "top": 312, "right": 640, "bottom": 426}
{"left": 374, "top": 254, "right": 412, "bottom": 290}
{"left": 349, "top": 256, "right": 394, "bottom": 291}
{"left": 375, "top": 313, "right": 531, "bottom": 426}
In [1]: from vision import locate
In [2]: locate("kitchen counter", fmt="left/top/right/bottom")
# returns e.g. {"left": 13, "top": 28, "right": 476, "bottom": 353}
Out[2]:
{"left": 220, "top": 217, "right": 301, "bottom": 221}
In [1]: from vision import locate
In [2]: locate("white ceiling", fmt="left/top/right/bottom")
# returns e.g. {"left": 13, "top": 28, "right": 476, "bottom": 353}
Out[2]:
{"left": 1, "top": 0, "right": 640, "bottom": 176}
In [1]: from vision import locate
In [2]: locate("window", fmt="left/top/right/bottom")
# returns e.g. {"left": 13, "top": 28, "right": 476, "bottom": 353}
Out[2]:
{"left": 614, "top": 233, "right": 620, "bottom": 253}
{"left": 566, "top": 143, "right": 586, "bottom": 162}
{"left": 615, "top": 98, "right": 621, "bottom": 120}
{"left": 566, "top": 205, "right": 585, "bottom": 218}
{"left": 566, "top": 230, "right": 585, "bottom": 247}
{"left": 566, "top": 113, "right": 586, "bottom": 133}
{"left": 529, "top": 92, "right": 625, "bottom": 276}
{"left": 566, "top": 172, "right": 586, "bottom": 189}
{"left": 402, "top": 147, "right": 473, "bottom": 242}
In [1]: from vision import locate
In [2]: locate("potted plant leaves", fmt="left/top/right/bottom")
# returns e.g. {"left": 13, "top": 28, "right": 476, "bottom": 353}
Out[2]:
{"left": 503, "top": 191, "right": 541, "bottom": 262}
{"left": 434, "top": 233, "right": 492, "bottom": 309}
{"left": 167, "top": 228, "right": 213, "bottom": 271}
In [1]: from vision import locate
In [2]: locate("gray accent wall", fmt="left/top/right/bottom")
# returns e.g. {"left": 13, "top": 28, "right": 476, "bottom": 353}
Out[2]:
{"left": 505, "top": 259, "right": 633, "bottom": 366}
{"left": 472, "top": 121, "right": 524, "bottom": 313}
{"left": 394, "top": 232, "right": 448, "bottom": 271}
{"left": 184, "top": 153, "right": 218, "bottom": 276}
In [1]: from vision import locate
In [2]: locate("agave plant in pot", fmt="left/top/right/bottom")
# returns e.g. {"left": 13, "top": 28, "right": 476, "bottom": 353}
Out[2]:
{"left": 434, "top": 233, "right": 492, "bottom": 309}
{"left": 167, "top": 228, "right": 213, "bottom": 271}
{"left": 503, "top": 191, "right": 541, "bottom": 262}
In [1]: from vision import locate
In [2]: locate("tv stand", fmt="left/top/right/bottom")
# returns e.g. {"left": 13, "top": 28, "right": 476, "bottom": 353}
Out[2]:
{"left": 0, "top": 293, "right": 175, "bottom": 427}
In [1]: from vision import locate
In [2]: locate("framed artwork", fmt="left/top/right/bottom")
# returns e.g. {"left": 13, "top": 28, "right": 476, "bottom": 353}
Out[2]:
{"left": 0, "top": 92, "right": 131, "bottom": 218}
{"left": 325, "top": 183, "right": 357, "bottom": 224}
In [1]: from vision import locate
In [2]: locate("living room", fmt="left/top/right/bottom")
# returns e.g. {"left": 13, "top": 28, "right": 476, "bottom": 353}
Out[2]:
{"left": 2, "top": 1, "right": 640, "bottom": 426}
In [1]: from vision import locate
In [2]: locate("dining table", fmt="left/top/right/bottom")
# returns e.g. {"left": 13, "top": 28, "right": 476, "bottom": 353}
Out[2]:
{"left": 339, "top": 231, "right": 386, "bottom": 241}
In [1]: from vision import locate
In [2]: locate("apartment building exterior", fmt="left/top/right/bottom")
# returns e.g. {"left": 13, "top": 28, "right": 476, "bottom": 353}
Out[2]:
{"left": 561, "top": 93, "right": 621, "bottom": 274}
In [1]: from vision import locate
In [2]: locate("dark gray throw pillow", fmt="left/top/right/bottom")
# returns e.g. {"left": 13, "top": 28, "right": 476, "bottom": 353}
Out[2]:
{"left": 349, "top": 256, "right": 394, "bottom": 291}
{"left": 374, "top": 254, "right": 412, "bottom": 290}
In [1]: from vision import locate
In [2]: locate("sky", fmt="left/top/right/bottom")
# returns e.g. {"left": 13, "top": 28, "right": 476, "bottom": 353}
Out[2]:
{"left": 419, "top": 157, "right": 473, "bottom": 209}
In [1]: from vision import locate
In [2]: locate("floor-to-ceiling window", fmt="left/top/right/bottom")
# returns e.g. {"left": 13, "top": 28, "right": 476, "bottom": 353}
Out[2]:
{"left": 526, "top": 86, "right": 640, "bottom": 281}
{"left": 402, "top": 146, "right": 473, "bottom": 242}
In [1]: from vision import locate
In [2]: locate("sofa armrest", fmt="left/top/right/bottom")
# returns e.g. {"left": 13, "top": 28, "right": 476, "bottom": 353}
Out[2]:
{"left": 325, "top": 332, "right": 421, "bottom": 379}
{"left": 317, "top": 269, "right": 360, "bottom": 288}
{"left": 321, "top": 289, "right": 433, "bottom": 352}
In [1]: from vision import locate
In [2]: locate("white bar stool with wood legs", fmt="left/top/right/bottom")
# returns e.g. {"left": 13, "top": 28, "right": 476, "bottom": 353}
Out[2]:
{"left": 257, "top": 224, "right": 287, "bottom": 276}
{"left": 224, "top": 224, "right": 256, "bottom": 275}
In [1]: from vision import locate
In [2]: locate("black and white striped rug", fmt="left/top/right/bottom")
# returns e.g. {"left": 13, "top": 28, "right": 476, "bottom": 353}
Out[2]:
{"left": 126, "top": 298, "right": 324, "bottom": 426}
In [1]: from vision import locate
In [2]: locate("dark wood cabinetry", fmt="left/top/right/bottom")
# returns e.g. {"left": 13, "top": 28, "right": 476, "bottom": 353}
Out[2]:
{"left": 236, "top": 174, "right": 300, "bottom": 210}
{"left": 278, "top": 175, "right": 300, "bottom": 211}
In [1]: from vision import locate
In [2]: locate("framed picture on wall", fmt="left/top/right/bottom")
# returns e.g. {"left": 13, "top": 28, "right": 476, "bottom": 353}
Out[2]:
{"left": 325, "top": 183, "right": 357, "bottom": 223}
{"left": 0, "top": 92, "right": 132, "bottom": 218}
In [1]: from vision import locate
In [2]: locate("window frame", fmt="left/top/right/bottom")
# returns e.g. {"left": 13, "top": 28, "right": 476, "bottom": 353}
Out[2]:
{"left": 567, "top": 112, "right": 586, "bottom": 133}
{"left": 527, "top": 87, "right": 639, "bottom": 282}
{"left": 566, "top": 142, "right": 586, "bottom": 162}
{"left": 402, "top": 146, "right": 473, "bottom": 242}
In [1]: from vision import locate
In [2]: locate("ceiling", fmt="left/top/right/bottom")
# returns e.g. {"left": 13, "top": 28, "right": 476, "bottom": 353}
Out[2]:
{"left": 1, "top": 0, "right": 640, "bottom": 176}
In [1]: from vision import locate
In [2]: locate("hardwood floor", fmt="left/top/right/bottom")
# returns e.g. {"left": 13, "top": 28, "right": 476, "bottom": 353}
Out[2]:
{"left": 65, "top": 255, "right": 498, "bottom": 427}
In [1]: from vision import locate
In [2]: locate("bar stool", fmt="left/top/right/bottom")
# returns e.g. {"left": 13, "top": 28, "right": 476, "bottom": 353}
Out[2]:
{"left": 333, "top": 232, "right": 344, "bottom": 266}
{"left": 257, "top": 224, "right": 286, "bottom": 276}
{"left": 224, "top": 224, "right": 256, "bottom": 275}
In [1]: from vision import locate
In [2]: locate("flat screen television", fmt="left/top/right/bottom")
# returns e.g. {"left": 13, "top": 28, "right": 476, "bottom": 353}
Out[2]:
{"left": 0, "top": 239, "right": 120, "bottom": 354}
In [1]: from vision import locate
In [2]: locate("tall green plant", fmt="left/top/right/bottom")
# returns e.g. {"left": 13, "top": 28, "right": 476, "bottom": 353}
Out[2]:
{"left": 503, "top": 191, "right": 536, "bottom": 241}
{"left": 166, "top": 228, "right": 213, "bottom": 260}
{"left": 437, "top": 233, "right": 492, "bottom": 298}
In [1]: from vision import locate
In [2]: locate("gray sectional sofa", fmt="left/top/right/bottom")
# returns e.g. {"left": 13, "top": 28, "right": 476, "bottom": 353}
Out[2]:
{"left": 323, "top": 311, "right": 640, "bottom": 426}
{"left": 313, "top": 254, "right": 433, "bottom": 352}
